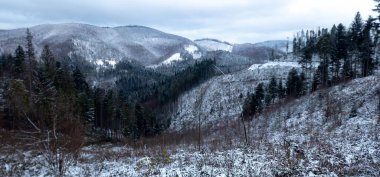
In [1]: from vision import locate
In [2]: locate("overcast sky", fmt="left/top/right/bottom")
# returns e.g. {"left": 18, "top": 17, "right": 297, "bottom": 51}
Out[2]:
{"left": 0, "top": 0, "right": 376, "bottom": 43}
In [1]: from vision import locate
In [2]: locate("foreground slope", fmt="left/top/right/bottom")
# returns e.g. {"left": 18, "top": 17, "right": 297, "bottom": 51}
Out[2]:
{"left": 1, "top": 75, "right": 379, "bottom": 176}
{"left": 169, "top": 61, "right": 306, "bottom": 130}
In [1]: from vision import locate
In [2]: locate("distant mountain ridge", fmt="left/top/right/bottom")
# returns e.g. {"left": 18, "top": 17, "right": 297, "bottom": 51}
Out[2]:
{"left": 0, "top": 23, "right": 200, "bottom": 66}
{"left": 0, "top": 23, "right": 287, "bottom": 69}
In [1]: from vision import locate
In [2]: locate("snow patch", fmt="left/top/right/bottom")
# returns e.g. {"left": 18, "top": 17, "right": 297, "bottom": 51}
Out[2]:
{"left": 162, "top": 53, "right": 183, "bottom": 65}
{"left": 195, "top": 39, "right": 233, "bottom": 52}
{"left": 95, "top": 58, "right": 118, "bottom": 69}
{"left": 95, "top": 59, "right": 104, "bottom": 66}
{"left": 248, "top": 62, "right": 300, "bottom": 71}
{"left": 185, "top": 45, "right": 202, "bottom": 59}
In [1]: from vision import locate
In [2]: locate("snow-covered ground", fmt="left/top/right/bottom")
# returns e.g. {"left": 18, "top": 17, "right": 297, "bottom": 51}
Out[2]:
{"left": 195, "top": 39, "right": 233, "bottom": 52}
{"left": 1, "top": 74, "right": 380, "bottom": 176}
{"left": 169, "top": 61, "right": 311, "bottom": 131}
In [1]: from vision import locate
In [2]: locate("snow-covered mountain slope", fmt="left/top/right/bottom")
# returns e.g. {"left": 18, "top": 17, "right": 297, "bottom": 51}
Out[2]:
{"left": 253, "top": 40, "right": 291, "bottom": 53}
{"left": 147, "top": 44, "right": 202, "bottom": 68}
{"left": 194, "top": 38, "right": 233, "bottom": 52}
{"left": 0, "top": 23, "right": 199, "bottom": 66}
{"left": 169, "top": 61, "right": 306, "bottom": 131}
{"left": 166, "top": 69, "right": 380, "bottom": 175}
{"left": 232, "top": 43, "right": 285, "bottom": 60}
{"left": 194, "top": 39, "right": 288, "bottom": 58}
{"left": 3, "top": 74, "right": 379, "bottom": 176}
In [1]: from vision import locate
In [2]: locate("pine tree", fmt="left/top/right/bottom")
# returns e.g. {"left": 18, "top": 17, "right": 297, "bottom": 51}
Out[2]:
{"left": 360, "top": 17, "right": 376, "bottom": 77}
{"left": 293, "top": 37, "right": 298, "bottom": 58}
{"left": 268, "top": 76, "right": 278, "bottom": 103}
{"left": 40, "top": 45, "right": 56, "bottom": 78}
{"left": 374, "top": 0, "right": 380, "bottom": 21}
{"left": 103, "top": 90, "right": 115, "bottom": 136}
{"left": 72, "top": 67, "right": 89, "bottom": 93}
{"left": 277, "top": 79, "right": 286, "bottom": 99}
{"left": 297, "top": 72, "right": 307, "bottom": 97}
{"left": 286, "top": 68, "right": 300, "bottom": 98}
{"left": 94, "top": 88, "right": 105, "bottom": 128}
{"left": 35, "top": 66, "right": 57, "bottom": 130}
{"left": 349, "top": 12, "right": 364, "bottom": 78}
{"left": 254, "top": 83, "right": 264, "bottom": 113}
{"left": 316, "top": 32, "right": 331, "bottom": 87}
{"left": 13, "top": 46, "right": 25, "bottom": 78}
{"left": 311, "top": 73, "right": 320, "bottom": 92}
{"left": 242, "top": 94, "right": 253, "bottom": 120}
{"left": 26, "top": 28, "right": 36, "bottom": 93}
{"left": 54, "top": 61, "right": 75, "bottom": 94}
{"left": 250, "top": 94, "right": 258, "bottom": 116}
{"left": 135, "top": 104, "right": 146, "bottom": 136}
{"left": 332, "top": 24, "right": 348, "bottom": 82}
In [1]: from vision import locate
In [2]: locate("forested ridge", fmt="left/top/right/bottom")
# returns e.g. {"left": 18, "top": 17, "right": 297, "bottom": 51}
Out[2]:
{"left": 242, "top": 11, "right": 380, "bottom": 120}
{"left": 0, "top": 29, "right": 216, "bottom": 142}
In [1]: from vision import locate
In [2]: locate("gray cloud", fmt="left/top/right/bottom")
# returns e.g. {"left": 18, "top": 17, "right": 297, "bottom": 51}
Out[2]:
{"left": 0, "top": 0, "right": 376, "bottom": 43}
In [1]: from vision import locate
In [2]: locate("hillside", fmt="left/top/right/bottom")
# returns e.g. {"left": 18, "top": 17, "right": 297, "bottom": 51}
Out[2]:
{"left": 0, "top": 23, "right": 201, "bottom": 66}
{"left": 1, "top": 74, "right": 379, "bottom": 176}
{"left": 169, "top": 61, "right": 308, "bottom": 130}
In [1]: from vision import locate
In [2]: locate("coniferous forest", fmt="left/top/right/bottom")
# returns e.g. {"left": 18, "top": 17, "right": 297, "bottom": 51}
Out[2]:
{"left": 0, "top": 29, "right": 217, "bottom": 141}
{"left": 242, "top": 11, "right": 379, "bottom": 120}
{"left": 1, "top": 1, "right": 380, "bottom": 176}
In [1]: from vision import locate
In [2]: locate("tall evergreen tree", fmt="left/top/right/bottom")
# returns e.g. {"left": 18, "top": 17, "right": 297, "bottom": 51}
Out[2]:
{"left": 349, "top": 12, "right": 364, "bottom": 78}
{"left": 332, "top": 24, "right": 348, "bottom": 82}
{"left": 40, "top": 45, "right": 56, "bottom": 78}
{"left": 374, "top": 0, "right": 380, "bottom": 21}
{"left": 13, "top": 46, "right": 25, "bottom": 78}
{"left": 267, "top": 76, "right": 278, "bottom": 103}
{"left": 286, "top": 68, "right": 300, "bottom": 98}
{"left": 72, "top": 67, "right": 89, "bottom": 93}
{"left": 360, "top": 16, "right": 376, "bottom": 77}
{"left": 316, "top": 32, "right": 331, "bottom": 87}
{"left": 297, "top": 72, "right": 307, "bottom": 97}
{"left": 26, "top": 28, "right": 36, "bottom": 93}
{"left": 255, "top": 83, "right": 265, "bottom": 113}
{"left": 277, "top": 79, "right": 286, "bottom": 99}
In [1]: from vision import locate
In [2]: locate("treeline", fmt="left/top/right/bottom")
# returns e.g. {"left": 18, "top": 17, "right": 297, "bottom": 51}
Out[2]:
{"left": 294, "top": 12, "right": 377, "bottom": 87}
{"left": 107, "top": 59, "right": 216, "bottom": 138}
{"left": 0, "top": 29, "right": 216, "bottom": 140}
{"left": 242, "top": 11, "right": 379, "bottom": 120}
{"left": 242, "top": 69, "right": 306, "bottom": 120}
{"left": 0, "top": 29, "right": 91, "bottom": 144}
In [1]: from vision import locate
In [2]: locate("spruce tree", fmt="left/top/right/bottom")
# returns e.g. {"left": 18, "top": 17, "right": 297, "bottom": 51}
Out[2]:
{"left": 316, "top": 33, "right": 331, "bottom": 87}
{"left": 268, "top": 76, "right": 278, "bottom": 103}
{"left": 40, "top": 45, "right": 56, "bottom": 78}
{"left": 360, "top": 17, "right": 376, "bottom": 77}
{"left": 286, "top": 68, "right": 300, "bottom": 98}
{"left": 349, "top": 12, "right": 364, "bottom": 78}
{"left": 277, "top": 79, "right": 286, "bottom": 99}
{"left": 13, "top": 46, "right": 25, "bottom": 78}
{"left": 297, "top": 72, "right": 307, "bottom": 97}
{"left": 332, "top": 24, "right": 348, "bottom": 82}
{"left": 374, "top": 0, "right": 380, "bottom": 21}
{"left": 254, "top": 83, "right": 265, "bottom": 113}
{"left": 26, "top": 28, "right": 36, "bottom": 93}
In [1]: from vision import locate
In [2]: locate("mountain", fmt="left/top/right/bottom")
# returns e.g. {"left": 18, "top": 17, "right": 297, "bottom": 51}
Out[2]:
{"left": 194, "top": 38, "right": 233, "bottom": 52}
{"left": 232, "top": 43, "right": 285, "bottom": 60}
{"left": 0, "top": 24, "right": 288, "bottom": 72}
{"left": 0, "top": 23, "right": 202, "bottom": 66}
{"left": 253, "top": 40, "right": 291, "bottom": 53}
{"left": 169, "top": 61, "right": 306, "bottom": 130}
